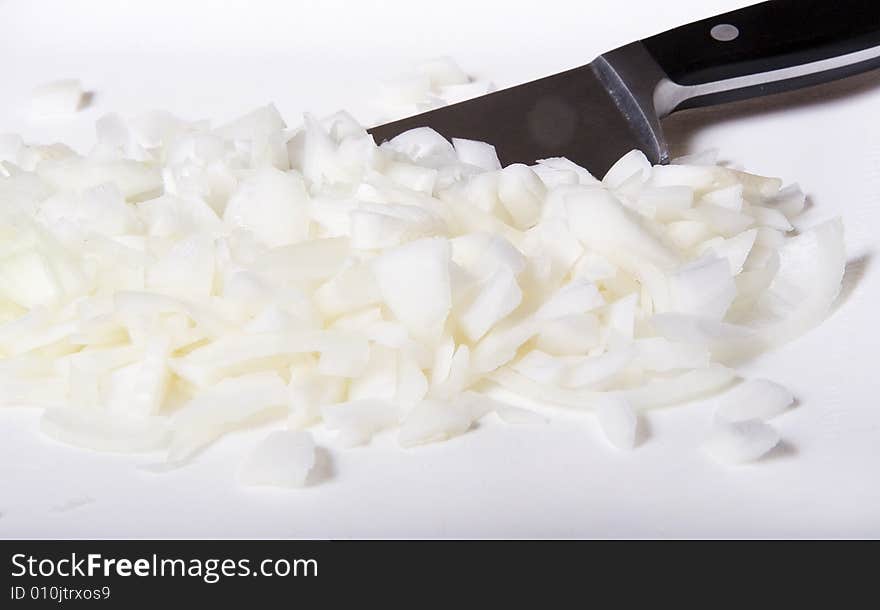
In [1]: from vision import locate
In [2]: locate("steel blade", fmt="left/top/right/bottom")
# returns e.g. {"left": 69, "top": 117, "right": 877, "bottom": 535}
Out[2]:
{"left": 369, "top": 57, "right": 666, "bottom": 178}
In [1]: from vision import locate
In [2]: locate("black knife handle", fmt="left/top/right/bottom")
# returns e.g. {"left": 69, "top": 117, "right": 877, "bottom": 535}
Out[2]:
{"left": 642, "top": 0, "right": 880, "bottom": 114}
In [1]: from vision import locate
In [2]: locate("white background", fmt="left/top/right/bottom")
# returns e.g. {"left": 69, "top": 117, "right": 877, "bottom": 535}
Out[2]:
{"left": 0, "top": 0, "right": 878, "bottom": 538}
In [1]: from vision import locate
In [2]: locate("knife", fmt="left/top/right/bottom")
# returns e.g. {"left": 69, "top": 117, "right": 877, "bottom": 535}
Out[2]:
{"left": 369, "top": 0, "right": 880, "bottom": 177}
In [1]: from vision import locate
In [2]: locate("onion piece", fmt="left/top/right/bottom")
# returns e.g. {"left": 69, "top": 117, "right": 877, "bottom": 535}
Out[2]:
{"left": 105, "top": 338, "right": 170, "bottom": 417}
{"left": 471, "top": 318, "right": 537, "bottom": 374}
{"left": 596, "top": 396, "right": 638, "bottom": 450}
{"left": 41, "top": 408, "right": 169, "bottom": 453}
{"left": 715, "top": 379, "right": 794, "bottom": 421}
{"left": 705, "top": 229, "right": 757, "bottom": 275}
{"left": 37, "top": 158, "right": 161, "bottom": 200}
{"left": 718, "top": 219, "right": 845, "bottom": 359}
{"left": 398, "top": 398, "right": 486, "bottom": 447}
{"left": 322, "top": 400, "right": 400, "bottom": 447}
{"left": 631, "top": 337, "right": 710, "bottom": 372}
{"left": 372, "top": 237, "right": 451, "bottom": 340}
{"left": 458, "top": 266, "right": 522, "bottom": 342}
{"left": 223, "top": 168, "right": 309, "bottom": 247}
{"left": 497, "top": 163, "right": 544, "bottom": 228}
{"left": 489, "top": 365, "right": 735, "bottom": 411}
{"left": 287, "top": 361, "right": 346, "bottom": 428}
{"left": 168, "top": 372, "right": 288, "bottom": 461}
{"left": 536, "top": 279, "right": 604, "bottom": 320}
{"left": 239, "top": 430, "right": 315, "bottom": 488}
{"left": 535, "top": 313, "right": 601, "bottom": 356}
{"left": 701, "top": 184, "right": 744, "bottom": 212}
{"left": 623, "top": 365, "right": 737, "bottom": 410}
{"left": 766, "top": 183, "right": 805, "bottom": 218}
{"left": 637, "top": 185, "right": 694, "bottom": 221}
{"left": 566, "top": 187, "right": 679, "bottom": 271}
{"left": 452, "top": 138, "right": 501, "bottom": 171}
{"left": 603, "top": 150, "right": 650, "bottom": 189}
{"left": 563, "top": 345, "right": 633, "bottom": 389}
{"left": 384, "top": 127, "right": 456, "bottom": 164}
{"left": 668, "top": 254, "right": 736, "bottom": 320}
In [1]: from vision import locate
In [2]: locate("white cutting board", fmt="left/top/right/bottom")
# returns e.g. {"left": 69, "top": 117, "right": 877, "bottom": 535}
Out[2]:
{"left": 1, "top": 0, "right": 878, "bottom": 538}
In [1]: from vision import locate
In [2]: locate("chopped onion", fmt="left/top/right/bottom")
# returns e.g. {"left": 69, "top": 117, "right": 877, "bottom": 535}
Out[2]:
{"left": 596, "top": 396, "right": 638, "bottom": 450}
{"left": 223, "top": 168, "right": 309, "bottom": 247}
{"left": 498, "top": 164, "right": 545, "bottom": 228}
{"left": 722, "top": 219, "right": 845, "bottom": 359}
{"left": 536, "top": 278, "right": 604, "bottom": 319}
{"left": 398, "top": 398, "right": 485, "bottom": 447}
{"left": 603, "top": 150, "right": 650, "bottom": 189}
{"left": 372, "top": 237, "right": 451, "bottom": 340}
{"left": 715, "top": 379, "right": 794, "bottom": 421}
{"left": 238, "top": 430, "right": 315, "bottom": 488}
{"left": 458, "top": 266, "right": 522, "bottom": 342}
{"left": 40, "top": 408, "right": 169, "bottom": 453}
{"left": 168, "top": 372, "right": 288, "bottom": 461}
{"left": 0, "top": 84, "right": 845, "bottom": 483}
{"left": 624, "top": 366, "right": 737, "bottom": 410}
{"left": 322, "top": 400, "right": 399, "bottom": 447}
{"left": 452, "top": 138, "right": 502, "bottom": 171}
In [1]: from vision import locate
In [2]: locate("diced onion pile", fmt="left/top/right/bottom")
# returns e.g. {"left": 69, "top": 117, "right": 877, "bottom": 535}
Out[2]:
{"left": 0, "top": 95, "right": 844, "bottom": 486}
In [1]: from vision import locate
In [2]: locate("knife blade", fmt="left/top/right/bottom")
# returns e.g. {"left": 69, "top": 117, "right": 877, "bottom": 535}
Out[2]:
{"left": 369, "top": 0, "right": 880, "bottom": 178}
{"left": 370, "top": 58, "right": 666, "bottom": 178}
